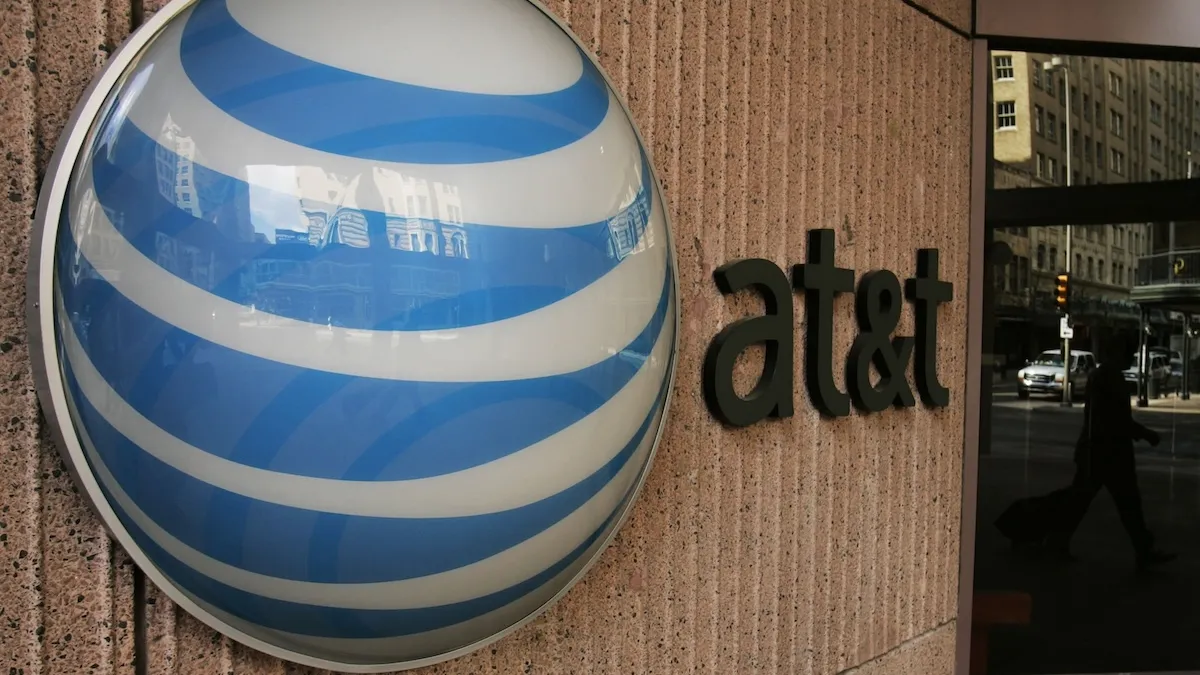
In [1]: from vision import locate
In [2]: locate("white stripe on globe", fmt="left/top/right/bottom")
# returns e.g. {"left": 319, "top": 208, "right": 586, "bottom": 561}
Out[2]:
{"left": 56, "top": 288, "right": 674, "bottom": 518}
{"left": 227, "top": 0, "right": 585, "bottom": 95}
{"left": 123, "top": 19, "right": 644, "bottom": 229}
{"left": 72, "top": 388, "right": 665, "bottom": 610}
{"left": 183, "top": 530, "right": 606, "bottom": 662}
{"left": 68, "top": 180, "right": 670, "bottom": 382}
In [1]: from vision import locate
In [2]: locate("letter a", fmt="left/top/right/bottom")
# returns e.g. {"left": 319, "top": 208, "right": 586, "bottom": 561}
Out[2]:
{"left": 702, "top": 259, "right": 795, "bottom": 427}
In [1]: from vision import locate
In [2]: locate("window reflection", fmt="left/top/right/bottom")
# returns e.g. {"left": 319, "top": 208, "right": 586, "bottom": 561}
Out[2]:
{"left": 978, "top": 50, "right": 1200, "bottom": 675}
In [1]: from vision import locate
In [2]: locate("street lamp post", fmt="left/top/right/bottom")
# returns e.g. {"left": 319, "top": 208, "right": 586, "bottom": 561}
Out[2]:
{"left": 1045, "top": 56, "right": 1074, "bottom": 406}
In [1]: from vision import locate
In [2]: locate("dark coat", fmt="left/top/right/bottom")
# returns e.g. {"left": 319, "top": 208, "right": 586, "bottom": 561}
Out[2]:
{"left": 1075, "top": 362, "right": 1154, "bottom": 466}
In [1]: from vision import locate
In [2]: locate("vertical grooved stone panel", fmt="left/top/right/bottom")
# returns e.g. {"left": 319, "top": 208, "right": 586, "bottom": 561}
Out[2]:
{"left": 1, "top": 0, "right": 132, "bottom": 673}
{"left": 0, "top": 8, "right": 43, "bottom": 675}
{"left": 5, "top": 0, "right": 972, "bottom": 672}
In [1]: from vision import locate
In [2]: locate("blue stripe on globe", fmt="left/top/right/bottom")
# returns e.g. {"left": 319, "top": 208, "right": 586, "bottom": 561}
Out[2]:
{"left": 50, "top": 0, "right": 677, "bottom": 669}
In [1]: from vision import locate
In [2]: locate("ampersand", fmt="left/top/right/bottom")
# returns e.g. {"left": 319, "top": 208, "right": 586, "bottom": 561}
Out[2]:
{"left": 847, "top": 270, "right": 916, "bottom": 412}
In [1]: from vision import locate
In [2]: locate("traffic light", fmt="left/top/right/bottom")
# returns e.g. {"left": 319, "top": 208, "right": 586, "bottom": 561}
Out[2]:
{"left": 1055, "top": 272, "right": 1071, "bottom": 315}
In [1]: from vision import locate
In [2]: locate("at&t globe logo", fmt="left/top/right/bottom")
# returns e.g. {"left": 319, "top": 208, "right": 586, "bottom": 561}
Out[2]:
{"left": 28, "top": 0, "right": 678, "bottom": 670}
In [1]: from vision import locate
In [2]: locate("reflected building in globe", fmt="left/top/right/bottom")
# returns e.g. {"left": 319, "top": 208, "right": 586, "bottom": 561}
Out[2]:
{"left": 236, "top": 167, "right": 474, "bottom": 326}
{"left": 606, "top": 186, "right": 652, "bottom": 261}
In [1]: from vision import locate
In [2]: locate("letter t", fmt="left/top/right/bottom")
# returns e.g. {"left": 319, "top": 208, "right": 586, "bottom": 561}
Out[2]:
{"left": 793, "top": 229, "right": 854, "bottom": 418}
{"left": 905, "top": 249, "right": 954, "bottom": 407}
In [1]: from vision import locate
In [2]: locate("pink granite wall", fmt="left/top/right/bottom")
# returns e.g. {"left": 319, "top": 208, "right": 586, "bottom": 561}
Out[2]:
{"left": 1, "top": 0, "right": 973, "bottom": 672}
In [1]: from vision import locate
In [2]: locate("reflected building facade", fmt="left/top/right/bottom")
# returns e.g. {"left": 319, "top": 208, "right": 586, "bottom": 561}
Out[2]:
{"left": 988, "top": 53, "right": 1200, "bottom": 360}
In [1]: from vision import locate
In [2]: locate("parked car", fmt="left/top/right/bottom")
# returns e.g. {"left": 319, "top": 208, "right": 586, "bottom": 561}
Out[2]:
{"left": 1168, "top": 358, "right": 1184, "bottom": 394}
{"left": 1123, "top": 351, "right": 1172, "bottom": 396}
{"left": 1017, "top": 349, "right": 1096, "bottom": 400}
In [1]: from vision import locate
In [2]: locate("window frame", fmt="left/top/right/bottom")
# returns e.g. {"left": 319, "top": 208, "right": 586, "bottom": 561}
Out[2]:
{"left": 996, "top": 100, "right": 1018, "bottom": 129}
{"left": 964, "top": 6, "right": 1200, "bottom": 673}
{"left": 993, "top": 54, "right": 1015, "bottom": 80}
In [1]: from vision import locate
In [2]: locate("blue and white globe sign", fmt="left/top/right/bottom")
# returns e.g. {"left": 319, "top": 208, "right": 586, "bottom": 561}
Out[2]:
{"left": 30, "top": 0, "right": 678, "bottom": 670}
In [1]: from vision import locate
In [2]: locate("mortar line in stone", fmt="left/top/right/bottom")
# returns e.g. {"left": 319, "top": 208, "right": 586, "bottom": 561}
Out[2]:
{"left": 735, "top": 0, "right": 751, "bottom": 260}
{"left": 667, "top": 0, "right": 683, "bottom": 218}
{"left": 21, "top": 6, "right": 49, "bottom": 673}
{"left": 894, "top": 0, "right": 970, "bottom": 41}
{"left": 655, "top": 0, "right": 683, "bottom": 666}
{"left": 590, "top": 0, "right": 602, "bottom": 54}
{"left": 926, "top": 17, "right": 945, "bottom": 634}
{"left": 833, "top": 0, "right": 857, "bottom": 668}
{"left": 895, "top": 7, "right": 912, "bottom": 642}
{"left": 788, "top": 2, "right": 814, "bottom": 672}
{"left": 720, "top": 0, "right": 752, "bottom": 667}
{"left": 645, "top": 0, "right": 658, "bottom": 149}
{"left": 942, "top": 31, "right": 965, "bottom": 626}
{"left": 765, "top": 0, "right": 790, "bottom": 669}
{"left": 814, "top": 2, "right": 838, "bottom": 664}
{"left": 802, "top": 0, "right": 828, "bottom": 670}
{"left": 895, "top": 10, "right": 920, "bottom": 649}
{"left": 686, "top": 0, "right": 711, "bottom": 670}
{"left": 907, "top": 10, "right": 927, "bottom": 646}
{"left": 922, "top": 19, "right": 943, "bottom": 635}
{"left": 869, "top": 0, "right": 895, "bottom": 658}
{"left": 855, "top": 0, "right": 880, "bottom": 663}
{"left": 711, "top": 0, "right": 734, "bottom": 667}
{"left": 835, "top": 619, "right": 957, "bottom": 675}
{"left": 745, "top": 0, "right": 774, "bottom": 667}
{"left": 619, "top": 0, "right": 632, "bottom": 102}
{"left": 897, "top": 1, "right": 921, "bottom": 638}
{"left": 898, "top": 10, "right": 913, "bottom": 645}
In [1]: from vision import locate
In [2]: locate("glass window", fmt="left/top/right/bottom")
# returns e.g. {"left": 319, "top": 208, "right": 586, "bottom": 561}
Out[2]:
{"left": 997, "top": 101, "right": 1018, "bottom": 130}
{"left": 994, "top": 55, "right": 1015, "bottom": 80}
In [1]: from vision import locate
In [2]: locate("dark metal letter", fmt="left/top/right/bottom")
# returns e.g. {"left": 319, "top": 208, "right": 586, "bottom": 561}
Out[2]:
{"left": 702, "top": 258, "right": 795, "bottom": 427}
{"left": 905, "top": 249, "right": 954, "bottom": 407}
{"left": 847, "top": 271, "right": 916, "bottom": 412}
{"left": 793, "top": 229, "right": 853, "bottom": 418}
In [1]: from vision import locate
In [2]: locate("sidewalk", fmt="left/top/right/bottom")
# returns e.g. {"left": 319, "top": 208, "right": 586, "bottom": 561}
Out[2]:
{"left": 1133, "top": 391, "right": 1200, "bottom": 415}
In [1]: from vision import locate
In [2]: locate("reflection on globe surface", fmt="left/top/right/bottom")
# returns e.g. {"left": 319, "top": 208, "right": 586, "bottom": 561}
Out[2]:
{"left": 46, "top": 0, "right": 676, "bottom": 668}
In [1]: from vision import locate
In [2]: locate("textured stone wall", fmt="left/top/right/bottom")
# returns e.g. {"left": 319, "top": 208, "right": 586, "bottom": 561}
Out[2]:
{"left": 0, "top": 0, "right": 973, "bottom": 673}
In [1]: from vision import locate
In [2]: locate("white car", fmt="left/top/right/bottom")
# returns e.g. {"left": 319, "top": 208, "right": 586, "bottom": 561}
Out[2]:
{"left": 1124, "top": 352, "right": 1172, "bottom": 395}
{"left": 1017, "top": 349, "right": 1096, "bottom": 400}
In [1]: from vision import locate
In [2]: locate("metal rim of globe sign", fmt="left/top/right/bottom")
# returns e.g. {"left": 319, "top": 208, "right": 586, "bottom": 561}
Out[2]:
{"left": 26, "top": 0, "right": 682, "bottom": 671}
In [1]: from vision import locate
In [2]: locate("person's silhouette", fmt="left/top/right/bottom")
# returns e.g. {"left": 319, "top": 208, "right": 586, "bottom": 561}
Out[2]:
{"left": 1045, "top": 339, "right": 1176, "bottom": 570}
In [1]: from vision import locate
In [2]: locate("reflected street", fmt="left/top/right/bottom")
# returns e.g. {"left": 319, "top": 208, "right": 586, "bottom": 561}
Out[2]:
{"left": 977, "top": 378, "right": 1200, "bottom": 675}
